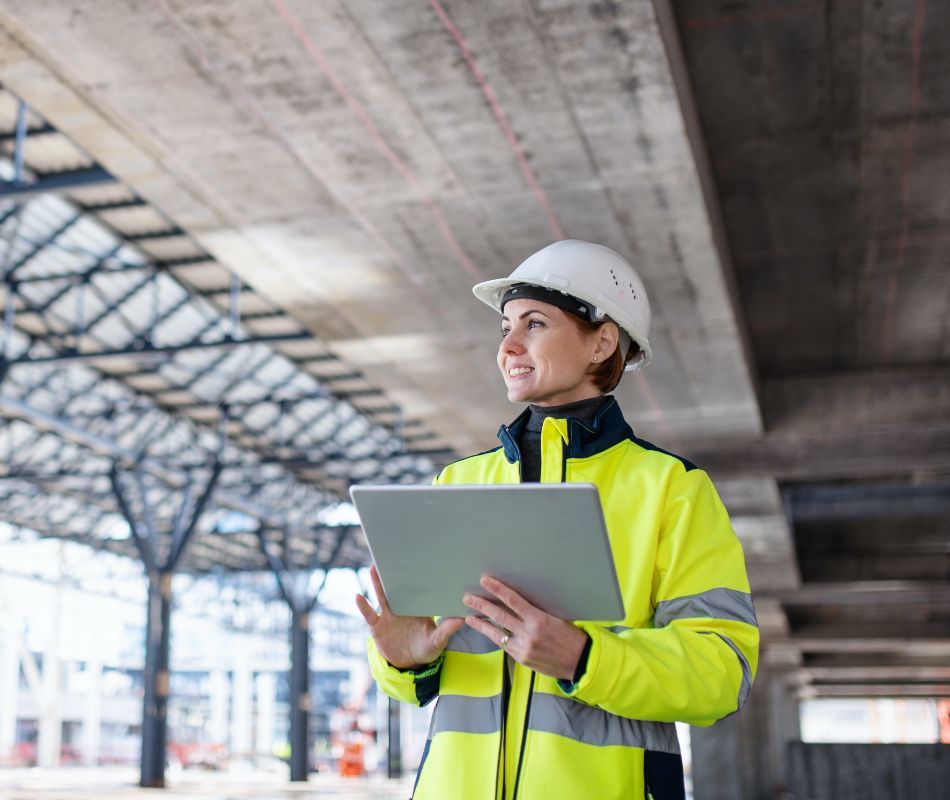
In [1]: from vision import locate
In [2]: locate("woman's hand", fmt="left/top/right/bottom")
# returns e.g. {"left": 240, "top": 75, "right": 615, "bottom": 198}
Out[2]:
{"left": 356, "top": 564, "right": 464, "bottom": 670}
{"left": 463, "top": 576, "right": 588, "bottom": 681}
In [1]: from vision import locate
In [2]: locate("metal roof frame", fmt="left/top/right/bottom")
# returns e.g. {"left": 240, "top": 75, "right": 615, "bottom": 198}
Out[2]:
{"left": 0, "top": 88, "right": 454, "bottom": 576}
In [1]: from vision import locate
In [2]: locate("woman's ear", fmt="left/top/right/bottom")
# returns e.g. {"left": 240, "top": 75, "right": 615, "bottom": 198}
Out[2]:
{"left": 593, "top": 322, "right": 620, "bottom": 362}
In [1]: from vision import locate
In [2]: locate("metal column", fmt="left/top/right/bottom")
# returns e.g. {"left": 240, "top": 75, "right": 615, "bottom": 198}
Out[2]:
{"left": 141, "top": 571, "right": 172, "bottom": 787}
{"left": 111, "top": 461, "right": 221, "bottom": 789}
{"left": 289, "top": 609, "right": 311, "bottom": 781}
{"left": 255, "top": 527, "right": 349, "bottom": 783}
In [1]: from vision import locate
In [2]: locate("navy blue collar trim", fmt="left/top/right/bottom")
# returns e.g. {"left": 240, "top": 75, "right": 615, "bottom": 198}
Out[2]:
{"left": 497, "top": 406, "right": 530, "bottom": 464}
{"left": 497, "top": 397, "right": 633, "bottom": 462}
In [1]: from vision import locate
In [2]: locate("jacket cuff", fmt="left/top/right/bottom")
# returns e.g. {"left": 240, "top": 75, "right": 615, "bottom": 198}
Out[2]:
{"left": 556, "top": 633, "right": 593, "bottom": 693}
{"left": 394, "top": 655, "right": 444, "bottom": 678}
{"left": 367, "top": 638, "right": 444, "bottom": 706}
{"left": 556, "top": 624, "right": 623, "bottom": 703}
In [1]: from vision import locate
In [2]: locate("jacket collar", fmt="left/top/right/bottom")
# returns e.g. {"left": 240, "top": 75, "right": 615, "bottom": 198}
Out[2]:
{"left": 497, "top": 396, "right": 633, "bottom": 464}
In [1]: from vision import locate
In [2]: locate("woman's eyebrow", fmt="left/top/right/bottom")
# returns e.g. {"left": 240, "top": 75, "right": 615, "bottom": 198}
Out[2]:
{"left": 501, "top": 308, "right": 551, "bottom": 322}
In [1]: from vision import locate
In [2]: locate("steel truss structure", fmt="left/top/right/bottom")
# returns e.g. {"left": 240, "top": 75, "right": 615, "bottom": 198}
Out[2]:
{"left": 0, "top": 88, "right": 453, "bottom": 785}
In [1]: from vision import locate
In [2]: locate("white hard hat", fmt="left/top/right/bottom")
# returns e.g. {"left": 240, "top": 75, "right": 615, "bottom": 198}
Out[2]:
{"left": 472, "top": 239, "right": 653, "bottom": 369}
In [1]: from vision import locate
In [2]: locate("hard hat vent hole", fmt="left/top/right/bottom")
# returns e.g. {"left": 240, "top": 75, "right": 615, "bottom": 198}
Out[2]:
{"left": 609, "top": 268, "right": 638, "bottom": 295}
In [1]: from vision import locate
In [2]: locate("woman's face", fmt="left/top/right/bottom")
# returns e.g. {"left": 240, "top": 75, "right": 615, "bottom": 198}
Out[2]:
{"left": 497, "top": 298, "right": 604, "bottom": 406}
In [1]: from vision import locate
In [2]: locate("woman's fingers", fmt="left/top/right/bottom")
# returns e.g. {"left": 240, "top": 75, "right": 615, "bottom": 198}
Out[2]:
{"left": 479, "top": 575, "right": 535, "bottom": 618}
{"left": 354, "top": 593, "right": 378, "bottom": 626}
{"left": 464, "top": 614, "right": 510, "bottom": 649}
{"left": 368, "top": 564, "right": 392, "bottom": 615}
{"left": 464, "top": 592, "right": 521, "bottom": 633}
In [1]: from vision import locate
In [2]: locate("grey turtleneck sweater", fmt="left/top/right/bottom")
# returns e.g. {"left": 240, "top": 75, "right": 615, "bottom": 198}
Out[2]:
{"left": 518, "top": 395, "right": 612, "bottom": 482}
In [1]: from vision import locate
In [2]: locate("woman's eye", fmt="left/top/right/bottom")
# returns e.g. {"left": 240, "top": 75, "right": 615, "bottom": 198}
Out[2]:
{"left": 527, "top": 319, "right": 543, "bottom": 329}
{"left": 501, "top": 328, "right": 510, "bottom": 338}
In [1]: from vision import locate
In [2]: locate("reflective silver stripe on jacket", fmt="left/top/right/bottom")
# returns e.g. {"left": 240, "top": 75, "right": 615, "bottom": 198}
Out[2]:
{"left": 528, "top": 693, "right": 680, "bottom": 753}
{"left": 701, "top": 631, "right": 753, "bottom": 709}
{"left": 445, "top": 626, "right": 499, "bottom": 654}
{"left": 429, "top": 694, "right": 502, "bottom": 737}
{"left": 654, "top": 588, "right": 757, "bottom": 628}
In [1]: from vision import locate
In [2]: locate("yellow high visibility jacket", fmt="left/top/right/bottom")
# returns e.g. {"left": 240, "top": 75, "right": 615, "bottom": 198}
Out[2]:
{"left": 368, "top": 399, "right": 759, "bottom": 799}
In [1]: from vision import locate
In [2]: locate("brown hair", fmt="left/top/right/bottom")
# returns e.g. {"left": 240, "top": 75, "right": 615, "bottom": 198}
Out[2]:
{"left": 573, "top": 317, "right": 641, "bottom": 393}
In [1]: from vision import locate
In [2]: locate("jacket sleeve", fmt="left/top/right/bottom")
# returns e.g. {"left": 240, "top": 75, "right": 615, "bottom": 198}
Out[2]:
{"left": 367, "top": 638, "right": 442, "bottom": 707}
{"left": 563, "top": 466, "right": 759, "bottom": 726}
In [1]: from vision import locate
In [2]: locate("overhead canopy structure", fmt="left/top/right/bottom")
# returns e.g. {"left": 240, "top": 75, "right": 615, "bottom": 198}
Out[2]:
{"left": 0, "top": 88, "right": 452, "bottom": 574}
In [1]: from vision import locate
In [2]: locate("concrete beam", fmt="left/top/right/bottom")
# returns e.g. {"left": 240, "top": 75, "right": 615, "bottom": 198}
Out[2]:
{"left": 785, "top": 483, "right": 950, "bottom": 521}
{"left": 772, "top": 581, "right": 950, "bottom": 606}
{"left": 805, "top": 666, "right": 950, "bottom": 682}
{"left": 688, "top": 368, "right": 950, "bottom": 479}
{"left": 762, "top": 367, "right": 950, "bottom": 434}
{"left": 801, "top": 684, "right": 950, "bottom": 698}
{"left": 790, "top": 638, "right": 950, "bottom": 656}
{"left": 691, "top": 423, "right": 950, "bottom": 481}
{"left": 796, "top": 554, "right": 949, "bottom": 584}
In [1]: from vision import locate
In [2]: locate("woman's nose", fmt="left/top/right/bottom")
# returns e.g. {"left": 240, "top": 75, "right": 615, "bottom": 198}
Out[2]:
{"left": 501, "top": 333, "right": 525, "bottom": 354}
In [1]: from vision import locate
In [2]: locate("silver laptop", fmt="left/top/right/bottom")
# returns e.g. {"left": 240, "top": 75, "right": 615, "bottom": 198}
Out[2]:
{"left": 350, "top": 483, "right": 625, "bottom": 621}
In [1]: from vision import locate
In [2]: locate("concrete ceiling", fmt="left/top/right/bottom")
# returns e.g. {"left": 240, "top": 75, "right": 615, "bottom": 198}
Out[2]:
{"left": 0, "top": 0, "right": 946, "bottom": 701}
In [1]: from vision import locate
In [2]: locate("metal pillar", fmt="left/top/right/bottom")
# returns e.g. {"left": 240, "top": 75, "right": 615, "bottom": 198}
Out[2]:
{"left": 110, "top": 461, "right": 221, "bottom": 788}
{"left": 289, "top": 608, "right": 311, "bottom": 782}
{"left": 387, "top": 697, "right": 402, "bottom": 778}
{"left": 254, "top": 527, "right": 350, "bottom": 783}
{"left": 141, "top": 571, "right": 172, "bottom": 787}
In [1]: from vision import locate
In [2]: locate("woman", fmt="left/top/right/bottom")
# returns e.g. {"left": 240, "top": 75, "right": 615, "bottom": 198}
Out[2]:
{"left": 356, "top": 240, "right": 759, "bottom": 799}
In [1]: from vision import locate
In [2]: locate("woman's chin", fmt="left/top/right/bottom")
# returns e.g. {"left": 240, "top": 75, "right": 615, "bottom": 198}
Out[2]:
{"left": 506, "top": 384, "right": 535, "bottom": 404}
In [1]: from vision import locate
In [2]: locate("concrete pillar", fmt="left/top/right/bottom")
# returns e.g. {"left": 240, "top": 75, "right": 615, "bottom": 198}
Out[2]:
{"left": 765, "top": 665, "right": 801, "bottom": 791}
{"left": 0, "top": 620, "right": 20, "bottom": 762}
{"left": 691, "top": 660, "right": 801, "bottom": 800}
{"left": 82, "top": 657, "right": 102, "bottom": 766}
{"left": 231, "top": 642, "right": 253, "bottom": 761}
{"left": 208, "top": 671, "right": 230, "bottom": 746}
{"left": 255, "top": 672, "right": 276, "bottom": 757}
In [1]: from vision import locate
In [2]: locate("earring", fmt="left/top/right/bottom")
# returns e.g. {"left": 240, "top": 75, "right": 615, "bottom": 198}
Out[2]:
{"left": 593, "top": 356, "right": 598, "bottom": 362}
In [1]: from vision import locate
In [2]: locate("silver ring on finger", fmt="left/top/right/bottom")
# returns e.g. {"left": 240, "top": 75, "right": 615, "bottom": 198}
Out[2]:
{"left": 499, "top": 631, "right": 511, "bottom": 649}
